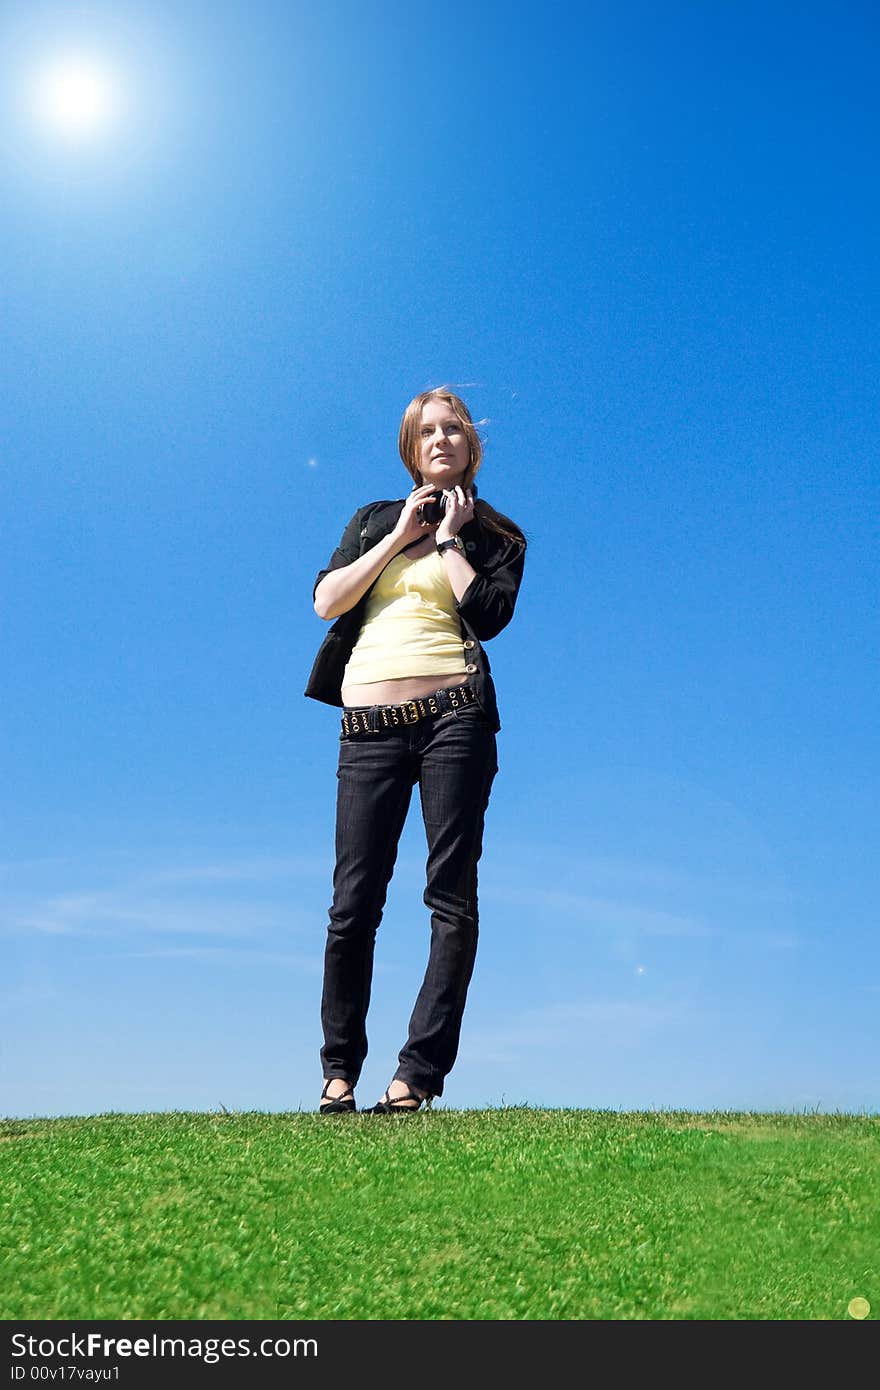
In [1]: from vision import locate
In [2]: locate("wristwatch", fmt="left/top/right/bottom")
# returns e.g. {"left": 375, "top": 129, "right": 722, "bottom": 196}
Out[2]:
{"left": 436, "top": 536, "right": 465, "bottom": 556}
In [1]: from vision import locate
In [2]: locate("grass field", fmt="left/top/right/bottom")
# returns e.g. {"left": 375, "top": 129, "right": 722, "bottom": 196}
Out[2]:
{"left": 2, "top": 1108, "right": 877, "bottom": 1320}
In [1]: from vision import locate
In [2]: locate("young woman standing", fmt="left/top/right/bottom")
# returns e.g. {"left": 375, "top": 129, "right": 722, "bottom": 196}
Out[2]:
{"left": 306, "top": 387, "right": 526, "bottom": 1114}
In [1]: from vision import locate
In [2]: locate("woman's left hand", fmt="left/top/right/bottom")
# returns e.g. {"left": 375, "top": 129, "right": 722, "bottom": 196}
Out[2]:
{"left": 435, "top": 487, "right": 475, "bottom": 543}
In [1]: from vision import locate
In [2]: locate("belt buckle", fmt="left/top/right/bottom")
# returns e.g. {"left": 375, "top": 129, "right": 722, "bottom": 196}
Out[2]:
{"left": 406, "top": 700, "right": 419, "bottom": 724}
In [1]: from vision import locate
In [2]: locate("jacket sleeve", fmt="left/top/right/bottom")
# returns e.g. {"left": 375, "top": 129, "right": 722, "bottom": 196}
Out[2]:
{"left": 454, "top": 536, "right": 526, "bottom": 641}
{"left": 312, "top": 507, "right": 365, "bottom": 602}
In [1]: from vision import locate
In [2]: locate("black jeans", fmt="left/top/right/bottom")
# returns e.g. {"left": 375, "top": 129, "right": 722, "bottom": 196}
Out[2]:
{"left": 320, "top": 698, "right": 498, "bottom": 1098}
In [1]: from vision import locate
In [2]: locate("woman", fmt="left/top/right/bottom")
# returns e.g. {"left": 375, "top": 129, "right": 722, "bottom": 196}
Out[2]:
{"left": 305, "top": 387, "right": 526, "bottom": 1114}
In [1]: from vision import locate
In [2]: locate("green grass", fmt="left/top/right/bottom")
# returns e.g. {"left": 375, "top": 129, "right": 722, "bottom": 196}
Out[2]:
{"left": 2, "top": 1108, "right": 877, "bottom": 1320}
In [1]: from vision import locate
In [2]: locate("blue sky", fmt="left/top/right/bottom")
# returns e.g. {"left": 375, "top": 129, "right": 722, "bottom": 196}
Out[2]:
{"left": 2, "top": 0, "right": 877, "bottom": 1118}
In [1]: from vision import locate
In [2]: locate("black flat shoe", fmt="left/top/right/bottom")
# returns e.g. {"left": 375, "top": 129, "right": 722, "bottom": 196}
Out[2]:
{"left": 362, "top": 1083, "right": 433, "bottom": 1115}
{"left": 319, "top": 1080, "right": 356, "bottom": 1114}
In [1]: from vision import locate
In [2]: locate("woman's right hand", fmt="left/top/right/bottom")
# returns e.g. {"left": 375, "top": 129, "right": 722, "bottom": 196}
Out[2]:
{"left": 315, "top": 485, "right": 441, "bottom": 620}
{"left": 391, "top": 484, "right": 442, "bottom": 548}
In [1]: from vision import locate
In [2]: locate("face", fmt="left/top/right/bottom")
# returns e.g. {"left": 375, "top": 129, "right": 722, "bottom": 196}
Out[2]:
{"left": 417, "top": 398, "right": 470, "bottom": 490}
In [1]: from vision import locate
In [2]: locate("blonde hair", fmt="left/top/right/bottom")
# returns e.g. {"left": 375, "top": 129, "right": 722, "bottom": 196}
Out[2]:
{"left": 397, "top": 386, "right": 526, "bottom": 546}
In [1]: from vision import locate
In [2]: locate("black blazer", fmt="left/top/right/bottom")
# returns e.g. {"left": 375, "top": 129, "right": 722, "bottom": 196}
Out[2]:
{"left": 304, "top": 497, "right": 526, "bottom": 732}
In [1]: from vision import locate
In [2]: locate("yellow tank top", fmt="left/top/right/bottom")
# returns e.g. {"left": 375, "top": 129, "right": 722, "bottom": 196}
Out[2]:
{"left": 341, "top": 549, "right": 467, "bottom": 685}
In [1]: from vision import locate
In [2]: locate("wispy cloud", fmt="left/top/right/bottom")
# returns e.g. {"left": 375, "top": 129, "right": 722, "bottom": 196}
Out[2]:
{"left": 482, "top": 885, "right": 715, "bottom": 939}
{"left": 146, "top": 856, "right": 328, "bottom": 887}
{"left": 479, "top": 883, "right": 800, "bottom": 957}
{"left": 533, "top": 851, "right": 795, "bottom": 908}
{"left": 11, "top": 894, "right": 301, "bottom": 937}
{"left": 461, "top": 996, "right": 704, "bottom": 1066}
{"left": 2, "top": 854, "right": 325, "bottom": 939}
{"left": 468, "top": 842, "right": 799, "bottom": 953}
{"left": 120, "top": 945, "right": 323, "bottom": 973}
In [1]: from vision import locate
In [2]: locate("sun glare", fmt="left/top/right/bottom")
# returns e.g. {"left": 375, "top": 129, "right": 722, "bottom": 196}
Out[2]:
{"left": 32, "top": 56, "right": 118, "bottom": 139}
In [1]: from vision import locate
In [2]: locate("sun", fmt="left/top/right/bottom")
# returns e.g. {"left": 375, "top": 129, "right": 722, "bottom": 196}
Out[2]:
{"left": 32, "top": 55, "right": 118, "bottom": 140}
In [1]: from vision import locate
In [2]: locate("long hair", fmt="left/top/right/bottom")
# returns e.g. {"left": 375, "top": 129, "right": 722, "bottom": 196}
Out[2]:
{"left": 397, "top": 387, "right": 526, "bottom": 547}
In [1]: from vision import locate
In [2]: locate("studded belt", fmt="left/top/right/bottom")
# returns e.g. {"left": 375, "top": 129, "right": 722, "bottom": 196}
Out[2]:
{"left": 341, "top": 682, "right": 478, "bottom": 736}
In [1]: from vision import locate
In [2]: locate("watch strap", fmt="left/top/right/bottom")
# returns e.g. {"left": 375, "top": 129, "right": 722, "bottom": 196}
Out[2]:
{"left": 436, "top": 537, "right": 464, "bottom": 555}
